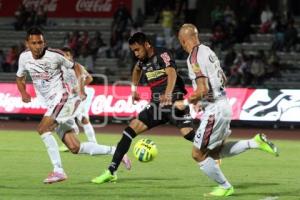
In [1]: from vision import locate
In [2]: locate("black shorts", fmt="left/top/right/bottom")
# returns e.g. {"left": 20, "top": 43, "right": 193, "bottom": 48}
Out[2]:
{"left": 137, "top": 103, "right": 193, "bottom": 130}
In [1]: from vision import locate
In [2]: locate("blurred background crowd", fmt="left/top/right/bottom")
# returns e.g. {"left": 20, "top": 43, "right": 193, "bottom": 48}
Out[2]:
{"left": 0, "top": 0, "right": 300, "bottom": 88}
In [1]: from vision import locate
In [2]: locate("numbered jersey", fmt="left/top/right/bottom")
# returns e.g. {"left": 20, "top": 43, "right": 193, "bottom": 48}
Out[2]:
{"left": 187, "top": 44, "right": 226, "bottom": 104}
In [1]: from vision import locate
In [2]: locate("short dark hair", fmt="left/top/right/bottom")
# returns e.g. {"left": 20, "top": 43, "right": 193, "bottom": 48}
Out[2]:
{"left": 128, "top": 32, "right": 152, "bottom": 45}
{"left": 61, "top": 47, "right": 74, "bottom": 56}
{"left": 26, "top": 27, "right": 44, "bottom": 40}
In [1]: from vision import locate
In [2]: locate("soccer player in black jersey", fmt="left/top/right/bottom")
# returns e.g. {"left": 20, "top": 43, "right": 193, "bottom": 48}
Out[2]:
{"left": 91, "top": 32, "right": 195, "bottom": 184}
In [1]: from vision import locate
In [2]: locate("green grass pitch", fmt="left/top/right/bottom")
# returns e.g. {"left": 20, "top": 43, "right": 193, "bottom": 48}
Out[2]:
{"left": 0, "top": 130, "right": 299, "bottom": 200}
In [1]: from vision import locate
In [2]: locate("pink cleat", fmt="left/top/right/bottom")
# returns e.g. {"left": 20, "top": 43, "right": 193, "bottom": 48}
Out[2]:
{"left": 43, "top": 171, "right": 67, "bottom": 184}
{"left": 122, "top": 154, "right": 132, "bottom": 170}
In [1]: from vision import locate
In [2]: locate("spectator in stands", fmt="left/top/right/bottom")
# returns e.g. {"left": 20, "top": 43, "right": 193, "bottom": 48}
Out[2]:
{"left": 228, "top": 50, "right": 247, "bottom": 86}
{"left": 211, "top": 4, "right": 223, "bottom": 27}
{"left": 223, "top": 47, "right": 237, "bottom": 76}
{"left": 160, "top": 5, "right": 174, "bottom": 49}
{"left": 260, "top": 5, "right": 273, "bottom": 33}
{"left": 250, "top": 52, "right": 266, "bottom": 85}
{"left": 79, "top": 31, "right": 90, "bottom": 50}
{"left": 210, "top": 24, "right": 226, "bottom": 50}
{"left": 88, "top": 31, "right": 108, "bottom": 59}
{"left": 284, "top": 19, "right": 298, "bottom": 52}
{"left": 36, "top": 5, "right": 48, "bottom": 27}
{"left": 14, "top": 3, "right": 28, "bottom": 30}
{"left": 68, "top": 31, "right": 80, "bottom": 57}
{"left": 272, "top": 16, "right": 286, "bottom": 51}
{"left": 111, "top": 2, "right": 133, "bottom": 57}
{"left": 24, "top": 5, "right": 37, "bottom": 29}
{"left": 120, "top": 31, "right": 131, "bottom": 64}
{"left": 223, "top": 5, "right": 236, "bottom": 27}
{"left": 265, "top": 49, "right": 280, "bottom": 77}
{"left": 2, "top": 46, "right": 18, "bottom": 72}
{"left": 134, "top": 8, "right": 145, "bottom": 29}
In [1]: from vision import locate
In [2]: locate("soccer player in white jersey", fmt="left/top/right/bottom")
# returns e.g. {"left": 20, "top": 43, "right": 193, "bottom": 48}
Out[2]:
{"left": 176, "top": 24, "right": 279, "bottom": 197}
{"left": 16, "top": 27, "right": 131, "bottom": 184}
{"left": 58, "top": 47, "right": 97, "bottom": 152}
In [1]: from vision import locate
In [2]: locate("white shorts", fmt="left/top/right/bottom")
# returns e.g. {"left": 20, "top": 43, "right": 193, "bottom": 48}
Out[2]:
{"left": 194, "top": 99, "right": 232, "bottom": 150}
{"left": 44, "top": 92, "right": 82, "bottom": 124}
{"left": 56, "top": 119, "right": 79, "bottom": 140}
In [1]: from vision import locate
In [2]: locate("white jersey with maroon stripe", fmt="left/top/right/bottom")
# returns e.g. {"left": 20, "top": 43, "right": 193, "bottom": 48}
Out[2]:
{"left": 187, "top": 44, "right": 226, "bottom": 105}
{"left": 186, "top": 44, "right": 232, "bottom": 150}
{"left": 17, "top": 48, "right": 74, "bottom": 107}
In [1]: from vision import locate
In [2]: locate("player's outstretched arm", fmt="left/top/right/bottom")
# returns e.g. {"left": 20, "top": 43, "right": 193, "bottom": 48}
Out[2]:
{"left": 16, "top": 76, "right": 31, "bottom": 103}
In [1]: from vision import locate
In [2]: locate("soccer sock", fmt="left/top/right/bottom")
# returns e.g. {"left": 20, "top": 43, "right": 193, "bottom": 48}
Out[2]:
{"left": 41, "top": 132, "right": 64, "bottom": 173}
{"left": 79, "top": 142, "right": 115, "bottom": 155}
{"left": 183, "top": 130, "right": 195, "bottom": 142}
{"left": 108, "top": 126, "right": 137, "bottom": 174}
{"left": 82, "top": 123, "right": 97, "bottom": 143}
{"left": 220, "top": 139, "right": 259, "bottom": 158}
{"left": 199, "top": 157, "right": 232, "bottom": 189}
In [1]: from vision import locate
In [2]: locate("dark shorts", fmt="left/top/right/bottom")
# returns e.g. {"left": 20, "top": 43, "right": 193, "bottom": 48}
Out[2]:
{"left": 137, "top": 103, "right": 193, "bottom": 130}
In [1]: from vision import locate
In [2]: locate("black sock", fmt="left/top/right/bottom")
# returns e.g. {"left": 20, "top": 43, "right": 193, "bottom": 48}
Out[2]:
{"left": 108, "top": 126, "right": 137, "bottom": 174}
{"left": 183, "top": 130, "right": 195, "bottom": 142}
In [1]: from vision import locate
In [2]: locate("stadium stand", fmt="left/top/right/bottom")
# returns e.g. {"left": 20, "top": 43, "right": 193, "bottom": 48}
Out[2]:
{"left": 0, "top": 1, "right": 300, "bottom": 89}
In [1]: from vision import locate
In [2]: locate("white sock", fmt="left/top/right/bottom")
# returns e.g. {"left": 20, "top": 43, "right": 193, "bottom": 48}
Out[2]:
{"left": 83, "top": 123, "right": 97, "bottom": 143}
{"left": 220, "top": 139, "right": 259, "bottom": 158}
{"left": 199, "top": 157, "right": 232, "bottom": 189}
{"left": 40, "top": 132, "right": 64, "bottom": 173}
{"left": 79, "top": 142, "right": 115, "bottom": 155}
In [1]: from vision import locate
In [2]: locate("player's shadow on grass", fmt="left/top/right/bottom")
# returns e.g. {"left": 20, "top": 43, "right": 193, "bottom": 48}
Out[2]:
{"left": 234, "top": 191, "right": 300, "bottom": 198}
{"left": 76, "top": 177, "right": 180, "bottom": 185}
{"left": 234, "top": 182, "right": 280, "bottom": 189}
{"left": 0, "top": 185, "right": 17, "bottom": 189}
{"left": 232, "top": 182, "right": 300, "bottom": 197}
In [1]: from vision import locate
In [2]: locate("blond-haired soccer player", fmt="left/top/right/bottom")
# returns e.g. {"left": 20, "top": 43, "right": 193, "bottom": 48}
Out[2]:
{"left": 176, "top": 24, "right": 279, "bottom": 197}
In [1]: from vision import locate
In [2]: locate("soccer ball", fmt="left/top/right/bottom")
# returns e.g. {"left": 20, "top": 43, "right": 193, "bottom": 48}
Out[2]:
{"left": 133, "top": 138, "right": 158, "bottom": 162}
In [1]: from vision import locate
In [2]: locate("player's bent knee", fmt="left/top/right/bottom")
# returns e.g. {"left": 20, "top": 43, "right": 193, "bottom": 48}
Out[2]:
{"left": 129, "top": 119, "right": 148, "bottom": 134}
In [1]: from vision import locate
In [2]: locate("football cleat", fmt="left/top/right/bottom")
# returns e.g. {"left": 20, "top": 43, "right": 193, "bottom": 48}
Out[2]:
{"left": 91, "top": 170, "right": 117, "bottom": 184}
{"left": 43, "top": 171, "right": 67, "bottom": 184}
{"left": 254, "top": 133, "right": 279, "bottom": 156}
{"left": 204, "top": 186, "right": 234, "bottom": 197}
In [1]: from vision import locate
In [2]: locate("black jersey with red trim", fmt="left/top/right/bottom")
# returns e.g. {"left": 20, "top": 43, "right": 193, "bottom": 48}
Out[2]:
{"left": 137, "top": 47, "right": 187, "bottom": 102}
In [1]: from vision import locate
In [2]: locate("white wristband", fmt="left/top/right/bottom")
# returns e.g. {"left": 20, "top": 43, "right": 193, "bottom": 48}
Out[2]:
{"left": 183, "top": 99, "right": 189, "bottom": 106}
{"left": 131, "top": 84, "right": 137, "bottom": 92}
